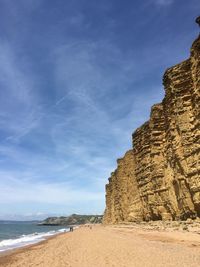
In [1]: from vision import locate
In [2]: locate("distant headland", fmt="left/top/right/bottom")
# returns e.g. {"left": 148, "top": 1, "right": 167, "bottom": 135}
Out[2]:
{"left": 39, "top": 214, "right": 103, "bottom": 226}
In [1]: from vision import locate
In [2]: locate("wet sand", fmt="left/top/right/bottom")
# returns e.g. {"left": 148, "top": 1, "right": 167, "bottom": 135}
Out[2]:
{"left": 0, "top": 225, "right": 200, "bottom": 267}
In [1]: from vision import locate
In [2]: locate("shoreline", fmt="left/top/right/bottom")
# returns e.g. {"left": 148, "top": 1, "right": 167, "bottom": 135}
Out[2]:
{"left": 0, "top": 231, "right": 69, "bottom": 258}
{"left": 0, "top": 224, "right": 200, "bottom": 267}
{"left": 0, "top": 231, "right": 67, "bottom": 260}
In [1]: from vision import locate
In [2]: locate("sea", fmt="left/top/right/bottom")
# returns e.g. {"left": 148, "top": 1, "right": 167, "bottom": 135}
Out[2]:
{"left": 0, "top": 221, "right": 69, "bottom": 253}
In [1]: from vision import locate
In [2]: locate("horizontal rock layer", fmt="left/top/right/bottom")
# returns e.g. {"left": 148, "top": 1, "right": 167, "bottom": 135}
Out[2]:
{"left": 103, "top": 35, "right": 200, "bottom": 223}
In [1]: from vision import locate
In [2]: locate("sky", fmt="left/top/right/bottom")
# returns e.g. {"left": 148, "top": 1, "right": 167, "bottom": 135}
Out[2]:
{"left": 0, "top": 0, "right": 199, "bottom": 220}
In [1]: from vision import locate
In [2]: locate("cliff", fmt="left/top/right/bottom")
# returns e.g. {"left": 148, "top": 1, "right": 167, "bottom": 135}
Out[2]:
{"left": 103, "top": 34, "right": 200, "bottom": 223}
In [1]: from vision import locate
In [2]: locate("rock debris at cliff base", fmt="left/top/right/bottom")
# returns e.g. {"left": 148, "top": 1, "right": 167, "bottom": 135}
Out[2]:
{"left": 103, "top": 34, "right": 200, "bottom": 223}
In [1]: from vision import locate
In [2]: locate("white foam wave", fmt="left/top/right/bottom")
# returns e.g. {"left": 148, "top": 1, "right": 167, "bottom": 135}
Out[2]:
{"left": 0, "top": 228, "right": 69, "bottom": 252}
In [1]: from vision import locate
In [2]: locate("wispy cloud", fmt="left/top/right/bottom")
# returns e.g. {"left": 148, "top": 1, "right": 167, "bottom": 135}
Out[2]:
{"left": 0, "top": 41, "right": 42, "bottom": 143}
{"left": 0, "top": 174, "right": 104, "bottom": 205}
{"left": 154, "top": 0, "right": 174, "bottom": 6}
{"left": 0, "top": 168, "right": 105, "bottom": 216}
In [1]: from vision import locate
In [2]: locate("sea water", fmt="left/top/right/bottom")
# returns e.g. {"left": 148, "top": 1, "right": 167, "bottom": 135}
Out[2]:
{"left": 0, "top": 221, "right": 69, "bottom": 252}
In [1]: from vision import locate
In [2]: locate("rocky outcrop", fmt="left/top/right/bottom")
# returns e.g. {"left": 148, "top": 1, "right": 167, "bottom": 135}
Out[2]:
{"left": 103, "top": 34, "right": 200, "bottom": 223}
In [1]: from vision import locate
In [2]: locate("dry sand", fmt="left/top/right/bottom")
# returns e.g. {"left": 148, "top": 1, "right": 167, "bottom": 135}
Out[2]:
{"left": 0, "top": 224, "right": 200, "bottom": 267}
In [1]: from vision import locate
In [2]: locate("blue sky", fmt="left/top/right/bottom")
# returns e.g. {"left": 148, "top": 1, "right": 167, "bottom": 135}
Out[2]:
{"left": 0, "top": 0, "right": 199, "bottom": 220}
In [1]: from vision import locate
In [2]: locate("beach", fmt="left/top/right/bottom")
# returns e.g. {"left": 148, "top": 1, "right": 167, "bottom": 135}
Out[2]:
{"left": 0, "top": 224, "right": 200, "bottom": 267}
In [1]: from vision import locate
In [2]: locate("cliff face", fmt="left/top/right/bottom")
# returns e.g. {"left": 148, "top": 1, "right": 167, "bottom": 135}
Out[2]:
{"left": 103, "top": 35, "right": 200, "bottom": 223}
{"left": 104, "top": 150, "right": 143, "bottom": 223}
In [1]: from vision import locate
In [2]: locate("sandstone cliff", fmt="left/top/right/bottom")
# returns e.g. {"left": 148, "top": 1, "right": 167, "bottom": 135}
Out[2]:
{"left": 103, "top": 34, "right": 200, "bottom": 223}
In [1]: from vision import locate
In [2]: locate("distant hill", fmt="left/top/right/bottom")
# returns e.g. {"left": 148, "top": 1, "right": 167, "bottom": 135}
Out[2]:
{"left": 39, "top": 214, "right": 103, "bottom": 226}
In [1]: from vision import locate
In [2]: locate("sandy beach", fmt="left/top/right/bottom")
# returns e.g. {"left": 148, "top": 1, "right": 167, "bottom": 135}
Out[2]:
{"left": 0, "top": 224, "right": 200, "bottom": 267}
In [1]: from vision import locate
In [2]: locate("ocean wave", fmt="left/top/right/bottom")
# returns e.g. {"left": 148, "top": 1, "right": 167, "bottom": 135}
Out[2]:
{"left": 0, "top": 228, "right": 69, "bottom": 252}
